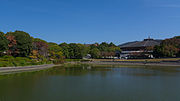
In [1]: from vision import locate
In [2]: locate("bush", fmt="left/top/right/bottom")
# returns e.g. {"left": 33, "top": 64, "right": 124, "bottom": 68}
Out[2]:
{"left": 65, "top": 59, "right": 81, "bottom": 62}
{"left": 0, "top": 56, "right": 52, "bottom": 67}
{"left": 0, "top": 61, "right": 14, "bottom": 67}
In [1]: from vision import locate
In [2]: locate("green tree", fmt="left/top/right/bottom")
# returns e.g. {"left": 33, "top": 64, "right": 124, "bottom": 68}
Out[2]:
{"left": 48, "top": 42, "right": 63, "bottom": 59}
{"left": 109, "top": 42, "right": 116, "bottom": 47}
{"left": 0, "top": 32, "right": 9, "bottom": 54}
{"left": 98, "top": 42, "right": 109, "bottom": 51}
{"left": 48, "top": 42, "right": 62, "bottom": 53}
{"left": 153, "top": 45, "right": 162, "bottom": 58}
{"left": 96, "top": 42, "right": 120, "bottom": 58}
{"left": 90, "top": 48, "right": 100, "bottom": 58}
{"left": 76, "top": 44, "right": 88, "bottom": 58}
{"left": 6, "top": 31, "right": 32, "bottom": 57}
{"left": 68, "top": 43, "right": 88, "bottom": 59}
{"left": 59, "top": 42, "right": 70, "bottom": 58}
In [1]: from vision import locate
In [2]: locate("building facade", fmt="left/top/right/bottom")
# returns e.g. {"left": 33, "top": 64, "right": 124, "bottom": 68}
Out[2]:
{"left": 119, "top": 38, "right": 162, "bottom": 59}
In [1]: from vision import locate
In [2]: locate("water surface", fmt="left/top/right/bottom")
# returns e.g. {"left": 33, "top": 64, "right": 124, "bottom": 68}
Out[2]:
{"left": 0, "top": 64, "right": 180, "bottom": 101}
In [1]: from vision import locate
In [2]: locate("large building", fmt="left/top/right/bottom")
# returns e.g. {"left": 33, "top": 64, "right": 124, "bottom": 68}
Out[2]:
{"left": 119, "top": 38, "right": 162, "bottom": 59}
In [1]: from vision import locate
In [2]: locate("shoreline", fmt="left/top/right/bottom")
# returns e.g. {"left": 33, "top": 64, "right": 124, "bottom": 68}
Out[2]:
{"left": 81, "top": 61, "right": 180, "bottom": 67}
{"left": 0, "top": 64, "right": 57, "bottom": 75}
{"left": 1, "top": 60, "right": 180, "bottom": 75}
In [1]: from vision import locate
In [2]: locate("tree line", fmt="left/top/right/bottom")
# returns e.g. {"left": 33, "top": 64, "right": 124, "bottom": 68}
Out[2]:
{"left": 59, "top": 42, "right": 121, "bottom": 59}
{"left": 0, "top": 31, "right": 121, "bottom": 61}
{"left": 1, "top": 30, "right": 180, "bottom": 61}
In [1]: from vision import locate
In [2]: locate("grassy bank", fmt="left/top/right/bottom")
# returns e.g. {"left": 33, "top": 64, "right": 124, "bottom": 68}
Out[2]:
{"left": 0, "top": 56, "right": 52, "bottom": 67}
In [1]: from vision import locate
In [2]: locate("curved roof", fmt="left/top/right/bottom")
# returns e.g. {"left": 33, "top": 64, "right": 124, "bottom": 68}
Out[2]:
{"left": 119, "top": 39, "right": 162, "bottom": 48}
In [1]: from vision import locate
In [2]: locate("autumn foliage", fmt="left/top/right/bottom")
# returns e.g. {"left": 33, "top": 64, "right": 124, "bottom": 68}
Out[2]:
{"left": 153, "top": 36, "right": 180, "bottom": 57}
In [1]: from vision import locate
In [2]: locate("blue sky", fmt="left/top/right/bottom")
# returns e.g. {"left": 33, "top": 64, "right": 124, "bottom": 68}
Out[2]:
{"left": 0, "top": 0, "right": 180, "bottom": 45}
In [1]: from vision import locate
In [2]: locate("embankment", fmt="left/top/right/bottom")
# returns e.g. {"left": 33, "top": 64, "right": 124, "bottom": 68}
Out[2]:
{"left": 82, "top": 59, "right": 180, "bottom": 67}
{"left": 0, "top": 64, "right": 56, "bottom": 75}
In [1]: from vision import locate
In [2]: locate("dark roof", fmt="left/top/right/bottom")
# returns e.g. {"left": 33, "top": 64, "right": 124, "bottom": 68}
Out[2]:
{"left": 119, "top": 39, "right": 162, "bottom": 48}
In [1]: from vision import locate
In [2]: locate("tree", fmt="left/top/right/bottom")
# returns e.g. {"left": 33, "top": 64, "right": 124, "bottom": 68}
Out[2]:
{"left": 163, "top": 45, "right": 178, "bottom": 57}
{"left": 48, "top": 42, "right": 63, "bottom": 59}
{"left": 48, "top": 42, "right": 62, "bottom": 53}
{"left": 98, "top": 42, "right": 109, "bottom": 51}
{"left": 6, "top": 35, "right": 17, "bottom": 56}
{"left": 90, "top": 43, "right": 99, "bottom": 49}
{"left": 153, "top": 37, "right": 180, "bottom": 57}
{"left": 6, "top": 31, "right": 32, "bottom": 57}
{"left": 153, "top": 45, "right": 162, "bottom": 58}
{"left": 174, "top": 36, "right": 180, "bottom": 39}
{"left": 109, "top": 42, "right": 116, "bottom": 47}
{"left": 76, "top": 44, "right": 88, "bottom": 58}
{"left": 90, "top": 48, "right": 100, "bottom": 58}
{"left": 0, "top": 32, "right": 9, "bottom": 55}
{"left": 96, "top": 42, "right": 121, "bottom": 58}
{"left": 32, "top": 38, "right": 48, "bottom": 58}
{"left": 59, "top": 42, "right": 70, "bottom": 58}
{"left": 67, "top": 43, "right": 88, "bottom": 59}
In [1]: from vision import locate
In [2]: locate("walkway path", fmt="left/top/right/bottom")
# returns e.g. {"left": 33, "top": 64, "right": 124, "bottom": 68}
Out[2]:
{"left": 0, "top": 64, "right": 55, "bottom": 75}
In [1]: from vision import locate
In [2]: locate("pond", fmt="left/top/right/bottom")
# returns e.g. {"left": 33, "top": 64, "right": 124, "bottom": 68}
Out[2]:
{"left": 0, "top": 64, "right": 180, "bottom": 101}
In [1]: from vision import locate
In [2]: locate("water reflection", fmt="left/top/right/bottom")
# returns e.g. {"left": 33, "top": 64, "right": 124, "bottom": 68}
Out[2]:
{"left": 42, "top": 64, "right": 180, "bottom": 77}
{"left": 0, "top": 64, "right": 180, "bottom": 101}
{"left": 1, "top": 64, "right": 180, "bottom": 78}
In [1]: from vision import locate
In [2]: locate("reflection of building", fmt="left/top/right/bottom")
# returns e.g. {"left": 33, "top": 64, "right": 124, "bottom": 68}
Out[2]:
{"left": 119, "top": 38, "right": 162, "bottom": 59}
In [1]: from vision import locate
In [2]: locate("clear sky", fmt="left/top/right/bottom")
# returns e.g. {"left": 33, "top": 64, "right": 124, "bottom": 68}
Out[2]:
{"left": 1, "top": 0, "right": 180, "bottom": 45}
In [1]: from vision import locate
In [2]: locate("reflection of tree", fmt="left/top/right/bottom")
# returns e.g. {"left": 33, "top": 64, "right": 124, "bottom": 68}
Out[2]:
{"left": 0, "top": 64, "right": 180, "bottom": 101}
{"left": 38, "top": 64, "right": 114, "bottom": 77}
{"left": 0, "top": 71, "right": 49, "bottom": 101}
